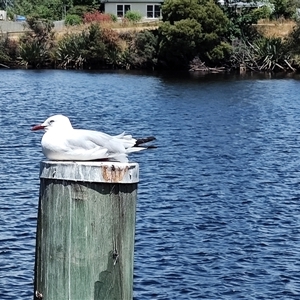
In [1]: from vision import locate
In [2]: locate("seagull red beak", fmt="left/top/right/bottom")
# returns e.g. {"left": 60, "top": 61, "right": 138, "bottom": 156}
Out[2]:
{"left": 31, "top": 124, "right": 45, "bottom": 131}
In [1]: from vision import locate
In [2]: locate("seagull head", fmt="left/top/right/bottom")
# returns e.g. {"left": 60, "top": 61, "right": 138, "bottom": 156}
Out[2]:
{"left": 31, "top": 115, "right": 73, "bottom": 132}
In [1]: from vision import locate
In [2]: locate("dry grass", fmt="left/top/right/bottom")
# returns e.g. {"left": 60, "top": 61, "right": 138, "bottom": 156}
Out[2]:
{"left": 56, "top": 20, "right": 159, "bottom": 32}
{"left": 54, "top": 19, "right": 297, "bottom": 41}
{"left": 255, "top": 19, "right": 296, "bottom": 38}
{"left": 54, "top": 20, "right": 159, "bottom": 40}
{"left": 3, "top": 19, "right": 296, "bottom": 41}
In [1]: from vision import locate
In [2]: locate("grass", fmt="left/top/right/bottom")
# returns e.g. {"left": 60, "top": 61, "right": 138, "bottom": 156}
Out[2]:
{"left": 3, "top": 19, "right": 296, "bottom": 41}
{"left": 57, "top": 19, "right": 296, "bottom": 39}
{"left": 255, "top": 19, "right": 296, "bottom": 38}
{"left": 54, "top": 20, "right": 159, "bottom": 39}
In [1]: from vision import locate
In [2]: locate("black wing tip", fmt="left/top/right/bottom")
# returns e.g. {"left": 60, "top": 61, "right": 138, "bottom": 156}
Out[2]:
{"left": 134, "top": 136, "right": 156, "bottom": 147}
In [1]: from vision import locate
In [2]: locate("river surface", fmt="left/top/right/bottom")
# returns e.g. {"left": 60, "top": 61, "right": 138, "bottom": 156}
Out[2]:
{"left": 1, "top": 70, "right": 300, "bottom": 299}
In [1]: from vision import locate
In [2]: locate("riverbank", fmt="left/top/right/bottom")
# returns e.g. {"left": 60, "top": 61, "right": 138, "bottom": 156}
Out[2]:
{"left": 1, "top": 18, "right": 298, "bottom": 72}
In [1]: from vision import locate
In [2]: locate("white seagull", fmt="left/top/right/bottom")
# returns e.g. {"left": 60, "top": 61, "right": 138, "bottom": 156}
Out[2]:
{"left": 31, "top": 114, "right": 155, "bottom": 163}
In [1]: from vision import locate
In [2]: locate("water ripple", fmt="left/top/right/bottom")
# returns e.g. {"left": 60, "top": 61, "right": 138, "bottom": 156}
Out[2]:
{"left": 1, "top": 70, "right": 300, "bottom": 299}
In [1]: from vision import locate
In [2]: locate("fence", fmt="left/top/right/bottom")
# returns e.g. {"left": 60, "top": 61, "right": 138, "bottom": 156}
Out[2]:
{"left": 0, "top": 20, "right": 65, "bottom": 34}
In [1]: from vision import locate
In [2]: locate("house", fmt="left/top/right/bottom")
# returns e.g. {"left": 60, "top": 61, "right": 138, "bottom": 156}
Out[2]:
{"left": 100, "top": 0, "right": 163, "bottom": 20}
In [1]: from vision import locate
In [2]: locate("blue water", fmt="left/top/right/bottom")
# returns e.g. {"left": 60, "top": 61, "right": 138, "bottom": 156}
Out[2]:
{"left": 1, "top": 70, "right": 300, "bottom": 299}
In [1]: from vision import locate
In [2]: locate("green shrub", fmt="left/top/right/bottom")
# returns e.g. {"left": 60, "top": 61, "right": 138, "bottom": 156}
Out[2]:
{"left": 19, "top": 18, "right": 55, "bottom": 68}
{"left": 270, "top": 0, "right": 296, "bottom": 19}
{"left": 253, "top": 37, "right": 288, "bottom": 70}
{"left": 0, "top": 36, "right": 18, "bottom": 66}
{"left": 65, "top": 14, "right": 82, "bottom": 25}
{"left": 55, "top": 23, "right": 123, "bottom": 69}
{"left": 285, "top": 20, "right": 300, "bottom": 54}
{"left": 124, "top": 10, "right": 142, "bottom": 23}
{"left": 55, "top": 32, "right": 87, "bottom": 69}
{"left": 251, "top": 6, "right": 273, "bottom": 22}
{"left": 121, "top": 30, "right": 158, "bottom": 69}
{"left": 19, "top": 41, "right": 47, "bottom": 68}
{"left": 109, "top": 13, "right": 118, "bottom": 22}
{"left": 67, "top": 5, "right": 92, "bottom": 18}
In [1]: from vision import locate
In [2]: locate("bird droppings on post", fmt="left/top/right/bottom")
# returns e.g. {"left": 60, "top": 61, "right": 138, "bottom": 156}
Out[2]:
{"left": 40, "top": 161, "right": 139, "bottom": 184}
{"left": 102, "top": 164, "right": 129, "bottom": 182}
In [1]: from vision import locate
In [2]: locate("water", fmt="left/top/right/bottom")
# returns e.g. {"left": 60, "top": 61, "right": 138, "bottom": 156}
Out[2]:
{"left": 1, "top": 70, "right": 300, "bottom": 299}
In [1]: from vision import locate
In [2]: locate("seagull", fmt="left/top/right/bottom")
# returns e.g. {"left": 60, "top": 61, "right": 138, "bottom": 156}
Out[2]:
{"left": 31, "top": 114, "right": 155, "bottom": 163}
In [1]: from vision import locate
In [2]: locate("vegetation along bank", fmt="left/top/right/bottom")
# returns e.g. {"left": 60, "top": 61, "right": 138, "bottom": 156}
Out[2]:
{"left": 1, "top": 0, "right": 300, "bottom": 72}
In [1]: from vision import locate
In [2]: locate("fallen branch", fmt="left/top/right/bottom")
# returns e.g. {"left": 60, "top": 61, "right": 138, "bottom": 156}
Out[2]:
{"left": 0, "top": 63, "right": 10, "bottom": 68}
{"left": 284, "top": 59, "right": 296, "bottom": 72}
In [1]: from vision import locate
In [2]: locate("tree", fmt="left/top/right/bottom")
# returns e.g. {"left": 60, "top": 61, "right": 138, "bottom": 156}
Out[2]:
{"left": 283, "top": 20, "right": 300, "bottom": 68}
{"left": 158, "top": 0, "right": 231, "bottom": 68}
{"left": 121, "top": 30, "right": 158, "bottom": 69}
{"left": 162, "top": 0, "right": 203, "bottom": 24}
{"left": 19, "top": 18, "right": 55, "bottom": 68}
{"left": 223, "top": 6, "right": 267, "bottom": 41}
{"left": 270, "top": 0, "right": 297, "bottom": 19}
{"left": 13, "top": 0, "right": 73, "bottom": 20}
{"left": 159, "top": 18, "right": 203, "bottom": 67}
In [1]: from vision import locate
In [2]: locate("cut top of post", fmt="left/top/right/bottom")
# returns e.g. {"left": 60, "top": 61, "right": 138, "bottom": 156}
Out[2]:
{"left": 40, "top": 161, "right": 139, "bottom": 184}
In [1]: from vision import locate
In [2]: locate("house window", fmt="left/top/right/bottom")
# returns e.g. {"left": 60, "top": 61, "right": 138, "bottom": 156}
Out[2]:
{"left": 146, "top": 5, "right": 161, "bottom": 18}
{"left": 117, "top": 4, "right": 131, "bottom": 17}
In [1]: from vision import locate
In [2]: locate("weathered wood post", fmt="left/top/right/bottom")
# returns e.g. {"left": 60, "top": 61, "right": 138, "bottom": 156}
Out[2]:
{"left": 33, "top": 160, "right": 139, "bottom": 300}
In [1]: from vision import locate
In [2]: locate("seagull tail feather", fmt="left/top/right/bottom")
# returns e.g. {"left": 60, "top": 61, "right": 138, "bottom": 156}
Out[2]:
{"left": 134, "top": 136, "right": 156, "bottom": 147}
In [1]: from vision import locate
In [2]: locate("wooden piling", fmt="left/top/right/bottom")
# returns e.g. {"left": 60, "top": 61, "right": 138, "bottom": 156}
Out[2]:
{"left": 33, "top": 161, "right": 139, "bottom": 300}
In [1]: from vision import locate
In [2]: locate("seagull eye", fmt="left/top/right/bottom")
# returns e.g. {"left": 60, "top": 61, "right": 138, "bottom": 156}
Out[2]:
{"left": 49, "top": 120, "right": 54, "bottom": 124}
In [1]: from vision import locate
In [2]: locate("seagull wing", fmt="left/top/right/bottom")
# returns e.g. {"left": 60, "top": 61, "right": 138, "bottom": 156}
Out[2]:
{"left": 75, "top": 129, "right": 127, "bottom": 154}
{"left": 41, "top": 129, "right": 108, "bottom": 161}
{"left": 41, "top": 127, "right": 145, "bottom": 162}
